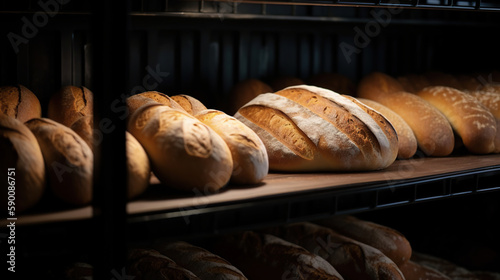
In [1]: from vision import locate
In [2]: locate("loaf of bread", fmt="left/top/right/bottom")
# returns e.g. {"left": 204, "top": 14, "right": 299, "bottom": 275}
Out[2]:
{"left": 266, "top": 222, "right": 405, "bottom": 280}
{"left": 468, "top": 90, "right": 500, "bottom": 152}
{"left": 0, "top": 85, "right": 42, "bottom": 122}
{"left": 25, "top": 118, "right": 93, "bottom": 205}
{"left": 358, "top": 72, "right": 455, "bottom": 156}
{"left": 308, "top": 73, "right": 356, "bottom": 96}
{"left": 417, "top": 86, "right": 497, "bottom": 154}
{"left": 171, "top": 94, "right": 208, "bottom": 115}
{"left": 397, "top": 74, "right": 431, "bottom": 93}
{"left": 268, "top": 76, "right": 304, "bottom": 91}
{"left": 213, "top": 231, "right": 344, "bottom": 280}
{"left": 229, "top": 79, "right": 273, "bottom": 114}
{"left": 48, "top": 86, "right": 93, "bottom": 127}
{"left": 70, "top": 116, "right": 94, "bottom": 150}
{"left": 127, "top": 91, "right": 187, "bottom": 118}
{"left": 196, "top": 109, "right": 268, "bottom": 184}
{"left": 398, "top": 260, "right": 451, "bottom": 280}
{"left": 128, "top": 104, "right": 232, "bottom": 192}
{"left": 127, "top": 248, "right": 201, "bottom": 280}
{"left": 316, "top": 215, "right": 412, "bottom": 266}
{"left": 235, "top": 85, "right": 398, "bottom": 172}
{"left": 156, "top": 241, "right": 248, "bottom": 280}
{"left": 353, "top": 97, "right": 418, "bottom": 159}
{"left": 0, "top": 115, "right": 45, "bottom": 213}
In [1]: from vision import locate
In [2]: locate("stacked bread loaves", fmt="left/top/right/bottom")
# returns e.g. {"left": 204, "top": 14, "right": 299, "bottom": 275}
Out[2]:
{"left": 235, "top": 85, "right": 398, "bottom": 172}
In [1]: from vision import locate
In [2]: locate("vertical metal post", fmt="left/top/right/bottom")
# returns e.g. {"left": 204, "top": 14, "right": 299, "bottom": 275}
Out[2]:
{"left": 91, "top": 0, "right": 130, "bottom": 278}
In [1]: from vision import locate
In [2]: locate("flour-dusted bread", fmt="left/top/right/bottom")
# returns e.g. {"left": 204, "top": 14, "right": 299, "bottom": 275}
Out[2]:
{"left": 171, "top": 94, "right": 208, "bottom": 115}
{"left": 417, "top": 86, "right": 497, "bottom": 154}
{"left": 126, "top": 91, "right": 187, "bottom": 118}
{"left": 48, "top": 86, "right": 93, "bottom": 127}
{"left": 25, "top": 118, "right": 93, "bottom": 206}
{"left": 0, "top": 85, "right": 42, "bottom": 122}
{"left": 156, "top": 241, "right": 248, "bottom": 280}
{"left": 213, "top": 231, "right": 344, "bottom": 280}
{"left": 235, "top": 85, "right": 398, "bottom": 172}
{"left": 0, "top": 115, "right": 46, "bottom": 213}
{"left": 128, "top": 104, "right": 233, "bottom": 193}
{"left": 196, "top": 109, "right": 268, "bottom": 184}
{"left": 358, "top": 72, "right": 455, "bottom": 156}
{"left": 468, "top": 90, "right": 500, "bottom": 153}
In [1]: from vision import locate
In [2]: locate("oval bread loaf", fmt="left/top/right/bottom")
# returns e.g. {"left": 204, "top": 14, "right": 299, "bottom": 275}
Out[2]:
{"left": 128, "top": 104, "right": 233, "bottom": 193}
{"left": 156, "top": 241, "right": 248, "bottom": 280}
{"left": 358, "top": 72, "right": 455, "bottom": 156}
{"left": 235, "top": 85, "right": 398, "bottom": 172}
{"left": 316, "top": 215, "right": 412, "bottom": 266}
{"left": 48, "top": 86, "right": 93, "bottom": 127}
{"left": 0, "top": 85, "right": 42, "bottom": 122}
{"left": 25, "top": 118, "right": 93, "bottom": 206}
{"left": 127, "top": 91, "right": 186, "bottom": 118}
{"left": 196, "top": 109, "right": 268, "bottom": 184}
{"left": 266, "top": 222, "right": 405, "bottom": 280}
{"left": 0, "top": 115, "right": 46, "bottom": 213}
{"left": 171, "top": 94, "right": 208, "bottom": 115}
{"left": 213, "top": 231, "right": 344, "bottom": 280}
{"left": 127, "top": 249, "right": 201, "bottom": 280}
{"left": 468, "top": 90, "right": 500, "bottom": 152}
{"left": 417, "top": 86, "right": 497, "bottom": 154}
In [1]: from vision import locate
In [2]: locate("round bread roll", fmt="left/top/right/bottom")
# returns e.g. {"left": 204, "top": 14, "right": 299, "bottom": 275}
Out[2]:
{"left": 235, "top": 85, "right": 398, "bottom": 172}
{"left": 397, "top": 74, "right": 431, "bottom": 93}
{"left": 0, "top": 85, "right": 42, "bottom": 122}
{"left": 171, "top": 94, "right": 208, "bottom": 115}
{"left": 125, "top": 131, "right": 150, "bottom": 199}
{"left": 355, "top": 97, "right": 418, "bottom": 159}
{"left": 48, "top": 86, "right": 93, "bottom": 127}
{"left": 195, "top": 109, "right": 268, "bottom": 184}
{"left": 357, "top": 72, "right": 455, "bottom": 156}
{"left": 267, "top": 76, "right": 304, "bottom": 91}
{"left": 128, "top": 104, "right": 233, "bottom": 192}
{"left": 0, "top": 115, "right": 46, "bottom": 213}
{"left": 25, "top": 118, "right": 93, "bottom": 206}
{"left": 126, "top": 91, "right": 186, "bottom": 118}
{"left": 229, "top": 79, "right": 273, "bottom": 114}
{"left": 417, "top": 86, "right": 496, "bottom": 154}
{"left": 308, "top": 72, "right": 356, "bottom": 96}
{"left": 70, "top": 116, "right": 94, "bottom": 150}
{"left": 468, "top": 90, "right": 500, "bottom": 153}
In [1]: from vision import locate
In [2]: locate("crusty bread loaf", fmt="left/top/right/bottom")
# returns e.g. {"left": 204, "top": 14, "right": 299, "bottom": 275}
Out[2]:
{"left": 467, "top": 90, "right": 500, "bottom": 153}
{"left": 398, "top": 260, "right": 451, "bottom": 280}
{"left": 125, "top": 132, "right": 151, "bottom": 199}
{"left": 195, "top": 109, "right": 268, "bottom": 184}
{"left": 0, "top": 115, "right": 45, "bottom": 213}
{"left": 70, "top": 116, "right": 94, "bottom": 150}
{"left": 0, "top": 85, "right": 42, "bottom": 122}
{"left": 128, "top": 104, "right": 232, "bottom": 192}
{"left": 171, "top": 94, "right": 208, "bottom": 115}
{"left": 229, "top": 79, "right": 273, "bottom": 114}
{"left": 308, "top": 73, "right": 356, "bottom": 96}
{"left": 353, "top": 97, "right": 418, "bottom": 159}
{"left": 127, "top": 91, "right": 187, "bottom": 118}
{"left": 266, "top": 222, "right": 405, "bottom": 280}
{"left": 156, "top": 241, "right": 248, "bottom": 280}
{"left": 127, "top": 248, "right": 201, "bottom": 280}
{"left": 397, "top": 74, "right": 431, "bottom": 93}
{"left": 235, "top": 85, "right": 398, "bottom": 172}
{"left": 316, "top": 215, "right": 412, "bottom": 266}
{"left": 48, "top": 86, "right": 93, "bottom": 127}
{"left": 358, "top": 72, "right": 455, "bottom": 156}
{"left": 213, "top": 231, "right": 344, "bottom": 280}
{"left": 417, "top": 86, "right": 496, "bottom": 154}
{"left": 268, "top": 76, "right": 304, "bottom": 91}
{"left": 25, "top": 118, "right": 93, "bottom": 205}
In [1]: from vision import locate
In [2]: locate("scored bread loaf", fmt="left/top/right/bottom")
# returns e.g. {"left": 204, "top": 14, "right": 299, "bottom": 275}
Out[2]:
{"left": 235, "top": 85, "right": 398, "bottom": 172}
{"left": 468, "top": 90, "right": 500, "bottom": 152}
{"left": 308, "top": 73, "right": 357, "bottom": 96}
{"left": 398, "top": 260, "right": 451, "bottom": 280}
{"left": 417, "top": 86, "right": 497, "bottom": 154}
{"left": 212, "top": 231, "right": 344, "bottom": 280}
{"left": 0, "top": 85, "right": 42, "bottom": 122}
{"left": 196, "top": 109, "right": 268, "bottom": 184}
{"left": 353, "top": 97, "right": 418, "bottom": 159}
{"left": 127, "top": 248, "right": 201, "bottom": 280}
{"left": 128, "top": 104, "right": 232, "bottom": 192}
{"left": 25, "top": 118, "right": 93, "bottom": 205}
{"left": 155, "top": 241, "right": 248, "bottom": 280}
{"left": 316, "top": 215, "right": 412, "bottom": 266}
{"left": 0, "top": 115, "right": 46, "bottom": 213}
{"left": 127, "top": 91, "right": 187, "bottom": 118}
{"left": 171, "top": 94, "right": 208, "bottom": 115}
{"left": 48, "top": 86, "right": 93, "bottom": 127}
{"left": 357, "top": 72, "right": 455, "bottom": 156}
{"left": 265, "top": 222, "right": 405, "bottom": 280}
{"left": 229, "top": 79, "right": 273, "bottom": 114}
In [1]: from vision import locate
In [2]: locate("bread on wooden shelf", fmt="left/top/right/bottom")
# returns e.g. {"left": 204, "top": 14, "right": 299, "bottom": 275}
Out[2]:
{"left": 0, "top": 85, "right": 42, "bottom": 122}
{"left": 48, "top": 86, "right": 93, "bottom": 127}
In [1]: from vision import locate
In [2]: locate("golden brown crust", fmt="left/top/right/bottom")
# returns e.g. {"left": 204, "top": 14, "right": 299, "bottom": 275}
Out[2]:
{"left": 0, "top": 85, "right": 42, "bottom": 122}
{"left": 25, "top": 118, "right": 93, "bottom": 205}
{"left": 171, "top": 94, "right": 208, "bottom": 115}
{"left": 307, "top": 73, "right": 357, "bottom": 96}
{"left": 125, "top": 132, "right": 150, "bottom": 199}
{"left": 48, "top": 86, "right": 93, "bottom": 127}
{"left": 229, "top": 79, "right": 273, "bottom": 114}
{"left": 70, "top": 116, "right": 94, "bottom": 151}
